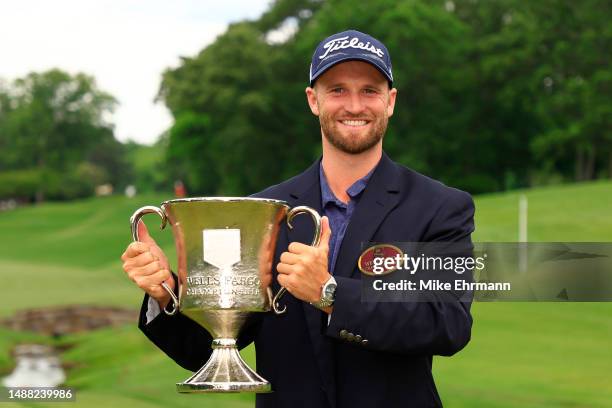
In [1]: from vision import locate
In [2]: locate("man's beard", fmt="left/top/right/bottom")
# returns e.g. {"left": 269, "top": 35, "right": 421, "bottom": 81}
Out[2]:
{"left": 319, "top": 110, "right": 388, "bottom": 154}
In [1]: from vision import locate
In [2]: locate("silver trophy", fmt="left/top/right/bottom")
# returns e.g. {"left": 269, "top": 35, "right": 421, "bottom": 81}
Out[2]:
{"left": 130, "top": 198, "right": 321, "bottom": 393}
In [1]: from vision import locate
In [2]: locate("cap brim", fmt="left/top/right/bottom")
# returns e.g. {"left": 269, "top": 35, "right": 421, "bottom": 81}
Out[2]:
{"left": 310, "top": 54, "right": 393, "bottom": 87}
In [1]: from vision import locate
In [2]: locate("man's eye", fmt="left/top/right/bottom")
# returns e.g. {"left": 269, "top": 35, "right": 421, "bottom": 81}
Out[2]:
{"left": 331, "top": 88, "right": 344, "bottom": 94}
{"left": 364, "top": 88, "right": 377, "bottom": 94}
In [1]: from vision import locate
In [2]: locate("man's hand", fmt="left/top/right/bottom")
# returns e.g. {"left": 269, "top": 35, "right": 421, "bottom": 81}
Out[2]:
{"left": 120, "top": 220, "right": 175, "bottom": 309}
{"left": 277, "top": 216, "right": 332, "bottom": 306}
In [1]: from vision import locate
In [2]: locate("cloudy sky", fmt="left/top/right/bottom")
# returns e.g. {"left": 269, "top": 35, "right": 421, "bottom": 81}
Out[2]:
{"left": 0, "top": 0, "right": 271, "bottom": 144}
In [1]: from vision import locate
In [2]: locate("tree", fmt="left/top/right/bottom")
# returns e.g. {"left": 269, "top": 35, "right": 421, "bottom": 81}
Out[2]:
{"left": 159, "top": 22, "right": 291, "bottom": 194}
{"left": 526, "top": 0, "right": 612, "bottom": 180}
{"left": 0, "top": 69, "right": 128, "bottom": 200}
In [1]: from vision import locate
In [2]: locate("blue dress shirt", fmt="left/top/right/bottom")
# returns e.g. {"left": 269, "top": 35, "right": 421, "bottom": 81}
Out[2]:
{"left": 319, "top": 162, "right": 376, "bottom": 274}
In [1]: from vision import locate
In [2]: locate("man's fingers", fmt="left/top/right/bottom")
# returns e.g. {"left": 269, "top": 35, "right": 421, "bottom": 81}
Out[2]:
{"left": 123, "top": 251, "right": 156, "bottom": 268}
{"left": 123, "top": 241, "right": 150, "bottom": 259}
{"left": 149, "top": 269, "right": 173, "bottom": 287}
{"left": 288, "top": 241, "right": 311, "bottom": 254}
{"left": 277, "top": 273, "right": 292, "bottom": 291}
{"left": 318, "top": 216, "right": 332, "bottom": 250}
{"left": 279, "top": 251, "right": 300, "bottom": 265}
{"left": 135, "top": 269, "right": 174, "bottom": 293}
{"left": 128, "top": 261, "right": 164, "bottom": 278}
{"left": 276, "top": 262, "right": 292, "bottom": 275}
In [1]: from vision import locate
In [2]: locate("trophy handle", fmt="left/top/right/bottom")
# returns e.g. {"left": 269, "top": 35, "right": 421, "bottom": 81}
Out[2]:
{"left": 129, "top": 205, "right": 179, "bottom": 316}
{"left": 272, "top": 206, "right": 322, "bottom": 315}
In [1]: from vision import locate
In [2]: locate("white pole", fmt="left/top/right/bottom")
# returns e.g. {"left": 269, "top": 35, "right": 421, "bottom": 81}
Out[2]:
{"left": 519, "top": 194, "right": 528, "bottom": 273}
{"left": 519, "top": 194, "right": 528, "bottom": 242}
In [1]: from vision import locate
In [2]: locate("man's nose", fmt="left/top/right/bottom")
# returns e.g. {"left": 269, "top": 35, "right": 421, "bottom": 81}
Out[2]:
{"left": 345, "top": 92, "right": 366, "bottom": 114}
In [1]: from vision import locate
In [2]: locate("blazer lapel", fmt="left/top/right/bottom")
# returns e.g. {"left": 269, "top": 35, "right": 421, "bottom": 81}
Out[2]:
{"left": 334, "top": 152, "right": 402, "bottom": 279}
{"left": 285, "top": 158, "right": 337, "bottom": 408}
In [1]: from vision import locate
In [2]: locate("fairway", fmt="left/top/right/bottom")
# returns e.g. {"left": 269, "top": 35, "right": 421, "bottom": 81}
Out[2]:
{"left": 1, "top": 181, "right": 611, "bottom": 407}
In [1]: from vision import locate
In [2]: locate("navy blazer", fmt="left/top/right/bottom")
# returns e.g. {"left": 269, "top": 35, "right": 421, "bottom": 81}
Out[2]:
{"left": 139, "top": 152, "right": 475, "bottom": 408}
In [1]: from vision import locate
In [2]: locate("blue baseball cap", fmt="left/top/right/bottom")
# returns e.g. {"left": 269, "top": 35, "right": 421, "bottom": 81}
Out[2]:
{"left": 309, "top": 30, "right": 393, "bottom": 87}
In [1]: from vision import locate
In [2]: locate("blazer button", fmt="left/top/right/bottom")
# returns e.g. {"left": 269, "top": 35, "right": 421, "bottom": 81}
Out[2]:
{"left": 355, "top": 335, "right": 363, "bottom": 342}
{"left": 361, "top": 339, "right": 368, "bottom": 346}
{"left": 346, "top": 332, "right": 355, "bottom": 342}
{"left": 339, "top": 329, "right": 348, "bottom": 339}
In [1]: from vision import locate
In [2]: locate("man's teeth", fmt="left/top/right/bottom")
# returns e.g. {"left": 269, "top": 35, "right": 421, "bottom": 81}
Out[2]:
{"left": 341, "top": 120, "right": 368, "bottom": 126}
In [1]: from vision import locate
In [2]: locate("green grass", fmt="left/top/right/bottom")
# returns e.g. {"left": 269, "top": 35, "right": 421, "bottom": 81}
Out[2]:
{"left": 0, "top": 181, "right": 611, "bottom": 407}
{"left": 472, "top": 179, "right": 612, "bottom": 242}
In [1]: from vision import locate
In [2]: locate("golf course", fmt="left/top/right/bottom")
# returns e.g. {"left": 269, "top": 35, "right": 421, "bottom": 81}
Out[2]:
{"left": 1, "top": 180, "right": 611, "bottom": 407}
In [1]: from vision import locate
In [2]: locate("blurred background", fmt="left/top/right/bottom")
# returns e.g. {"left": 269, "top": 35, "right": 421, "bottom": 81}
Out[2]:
{"left": 0, "top": 0, "right": 610, "bottom": 407}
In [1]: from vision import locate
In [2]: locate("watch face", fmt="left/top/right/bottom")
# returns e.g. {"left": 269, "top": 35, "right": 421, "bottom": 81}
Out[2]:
{"left": 324, "top": 282, "right": 337, "bottom": 298}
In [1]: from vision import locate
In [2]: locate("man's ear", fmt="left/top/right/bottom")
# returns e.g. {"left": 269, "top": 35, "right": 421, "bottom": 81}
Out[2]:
{"left": 305, "top": 86, "right": 320, "bottom": 116}
{"left": 387, "top": 87, "right": 398, "bottom": 118}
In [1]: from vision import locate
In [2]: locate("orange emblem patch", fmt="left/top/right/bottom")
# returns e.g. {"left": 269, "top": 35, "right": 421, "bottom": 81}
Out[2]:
{"left": 358, "top": 244, "right": 404, "bottom": 276}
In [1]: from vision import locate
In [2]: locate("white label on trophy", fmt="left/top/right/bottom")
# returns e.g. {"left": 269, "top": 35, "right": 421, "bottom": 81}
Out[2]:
{"left": 202, "top": 229, "right": 241, "bottom": 269}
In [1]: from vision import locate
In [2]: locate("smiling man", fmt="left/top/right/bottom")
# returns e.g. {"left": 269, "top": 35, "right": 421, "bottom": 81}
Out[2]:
{"left": 307, "top": 60, "right": 396, "bottom": 155}
{"left": 122, "top": 29, "right": 475, "bottom": 408}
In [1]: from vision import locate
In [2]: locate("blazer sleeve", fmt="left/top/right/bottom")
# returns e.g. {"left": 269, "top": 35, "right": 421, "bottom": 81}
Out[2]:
{"left": 325, "top": 189, "right": 475, "bottom": 356}
{"left": 138, "top": 273, "right": 261, "bottom": 372}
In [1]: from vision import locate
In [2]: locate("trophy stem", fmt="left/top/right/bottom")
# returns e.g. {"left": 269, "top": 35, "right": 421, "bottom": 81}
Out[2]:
{"left": 176, "top": 338, "right": 271, "bottom": 393}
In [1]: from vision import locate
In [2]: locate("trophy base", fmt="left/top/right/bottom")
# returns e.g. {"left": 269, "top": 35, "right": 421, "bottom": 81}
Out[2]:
{"left": 176, "top": 338, "right": 271, "bottom": 393}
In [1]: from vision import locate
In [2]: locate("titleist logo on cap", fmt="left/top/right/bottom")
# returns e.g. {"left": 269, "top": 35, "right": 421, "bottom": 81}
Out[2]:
{"left": 309, "top": 30, "right": 393, "bottom": 86}
{"left": 320, "top": 36, "right": 385, "bottom": 60}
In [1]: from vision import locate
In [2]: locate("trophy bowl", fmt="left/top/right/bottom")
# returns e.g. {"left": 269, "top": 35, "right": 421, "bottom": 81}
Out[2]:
{"left": 129, "top": 197, "right": 321, "bottom": 393}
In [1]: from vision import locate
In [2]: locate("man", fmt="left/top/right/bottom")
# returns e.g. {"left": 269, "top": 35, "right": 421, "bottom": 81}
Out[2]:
{"left": 121, "top": 29, "right": 475, "bottom": 407}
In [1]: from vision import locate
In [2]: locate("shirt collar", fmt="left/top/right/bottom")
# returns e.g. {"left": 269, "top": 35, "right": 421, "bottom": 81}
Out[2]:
{"left": 319, "top": 161, "right": 377, "bottom": 208}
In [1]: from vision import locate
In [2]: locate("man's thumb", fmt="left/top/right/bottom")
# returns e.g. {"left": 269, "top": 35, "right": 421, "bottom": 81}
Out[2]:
{"left": 137, "top": 220, "right": 155, "bottom": 244}
{"left": 319, "top": 216, "right": 332, "bottom": 249}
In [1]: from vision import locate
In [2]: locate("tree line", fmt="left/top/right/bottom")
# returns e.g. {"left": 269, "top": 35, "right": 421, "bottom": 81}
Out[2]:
{"left": 1, "top": 0, "right": 610, "bottom": 202}
{"left": 160, "top": 0, "right": 611, "bottom": 195}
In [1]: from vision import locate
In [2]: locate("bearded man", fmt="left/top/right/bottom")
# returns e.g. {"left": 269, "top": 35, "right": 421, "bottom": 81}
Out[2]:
{"left": 121, "top": 30, "right": 475, "bottom": 408}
